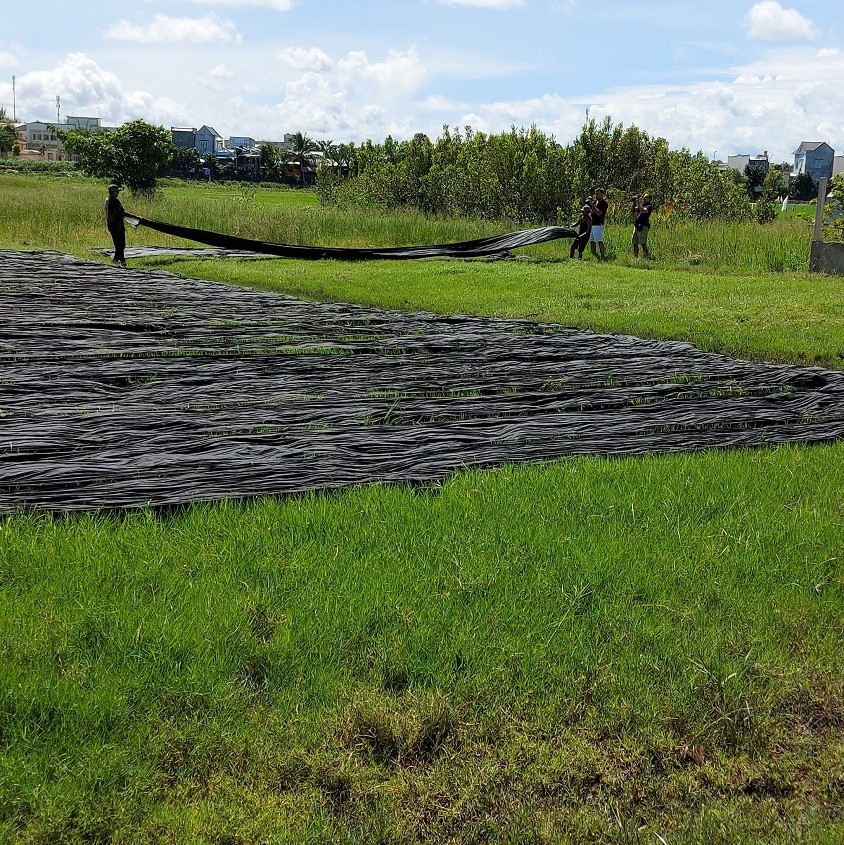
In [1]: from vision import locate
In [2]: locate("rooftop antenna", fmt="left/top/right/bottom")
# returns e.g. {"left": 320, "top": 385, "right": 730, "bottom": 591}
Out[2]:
{"left": 56, "top": 95, "right": 60, "bottom": 125}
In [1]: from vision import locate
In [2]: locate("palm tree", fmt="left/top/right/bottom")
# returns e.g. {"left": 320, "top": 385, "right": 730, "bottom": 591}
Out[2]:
{"left": 288, "top": 131, "right": 317, "bottom": 187}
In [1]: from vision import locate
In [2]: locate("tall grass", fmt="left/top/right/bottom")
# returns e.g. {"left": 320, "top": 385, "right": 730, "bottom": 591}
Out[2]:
{"left": 0, "top": 172, "right": 818, "bottom": 274}
{"left": 647, "top": 215, "right": 812, "bottom": 272}
{"left": 0, "top": 173, "right": 501, "bottom": 255}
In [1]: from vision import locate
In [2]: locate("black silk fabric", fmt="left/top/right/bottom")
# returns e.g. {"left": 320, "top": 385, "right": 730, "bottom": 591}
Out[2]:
{"left": 125, "top": 214, "right": 577, "bottom": 260}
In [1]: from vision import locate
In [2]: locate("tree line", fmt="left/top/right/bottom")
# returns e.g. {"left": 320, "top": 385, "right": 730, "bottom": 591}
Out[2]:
{"left": 6, "top": 113, "right": 817, "bottom": 225}
{"left": 316, "top": 117, "right": 774, "bottom": 224}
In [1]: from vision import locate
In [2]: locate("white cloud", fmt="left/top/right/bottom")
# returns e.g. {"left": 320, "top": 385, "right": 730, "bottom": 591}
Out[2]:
{"left": 337, "top": 48, "right": 426, "bottom": 101}
{"left": 198, "top": 63, "right": 236, "bottom": 92}
{"left": 744, "top": 2, "right": 818, "bottom": 41}
{"left": 4, "top": 53, "right": 188, "bottom": 126}
{"left": 276, "top": 47, "right": 334, "bottom": 73}
{"left": 437, "top": 0, "right": 526, "bottom": 7}
{"left": 733, "top": 73, "right": 774, "bottom": 84}
{"left": 569, "top": 50, "right": 843, "bottom": 160}
{"left": 105, "top": 14, "right": 241, "bottom": 44}
{"left": 267, "top": 49, "right": 428, "bottom": 138}
{"left": 419, "top": 94, "right": 468, "bottom": 112}
{"left": 0, "top": 51, "right": 20, "bottom": 70}
{"left": 189, "top": 0, "right": 294, "bottom": 10}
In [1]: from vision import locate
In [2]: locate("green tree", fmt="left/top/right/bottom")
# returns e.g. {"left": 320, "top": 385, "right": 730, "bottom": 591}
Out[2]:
{"left": 318, "top": 118, "right": 754, "bottom": 225}
{"left": 791, "top": 172, "right": 817, "bottom": 201}
{"left": 744, "top": 162, "right": 767, "bottom": 199}
{"left": 334, "top": 142, "right": 355, "bottom": 175}
{"left": 0, "top": 122, "right": 16, "bottom": 157}
{"left": 287, "top": 131, "right": 317, "bottom": 187}
{"left": 823, "top": 174, "right": 844, "bottom": 241}
{"left": 258, "top": 143, "right": 283, "bottom": 181}
{"left": 59, "top": 119, "right": 175, "bottom": 194}
{"left": 171, "top": 145, "right": 200, "bottom": 176}
{"left": 755, "top": 168, "right": 780, "bottom": 224}
{"left": 0, "top": 107, "right": 17, "bottom": 158}
{"left": 768, "top": 163, "right": 790, "bottom": 197}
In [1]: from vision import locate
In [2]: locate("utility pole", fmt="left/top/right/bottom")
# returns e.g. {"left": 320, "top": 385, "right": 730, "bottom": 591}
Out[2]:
{"left": 11, "top": 76, "right": 15, "bottom": 122}
{"left": 55, "top": 95, "right": 61, "bottom": 125}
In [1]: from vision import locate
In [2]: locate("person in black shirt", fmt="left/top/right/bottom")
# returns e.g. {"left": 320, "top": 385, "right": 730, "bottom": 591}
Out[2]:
{"left": 570, "top": 205, "right": 592, "bottom": 259}
{"left": 104, "top": 184, "right": 127, "bottom": 266}
{"left": 587, "top": 187, "right": 608, "bottom": 259}
{"left": 631, "top": 193, "right": 653, "bottom": 259}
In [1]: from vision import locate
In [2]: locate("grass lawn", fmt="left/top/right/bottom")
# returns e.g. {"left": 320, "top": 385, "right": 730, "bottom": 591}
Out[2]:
{"left": 0, "top": 174, "right": 842, "bottom": 844}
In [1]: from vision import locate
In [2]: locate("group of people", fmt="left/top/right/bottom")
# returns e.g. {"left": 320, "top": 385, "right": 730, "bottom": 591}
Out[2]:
{"left": 569, "top": 187, "right": 653, "bottom": 261}
{"left": 104, "top": 182, "right": 654, "bottom": 268}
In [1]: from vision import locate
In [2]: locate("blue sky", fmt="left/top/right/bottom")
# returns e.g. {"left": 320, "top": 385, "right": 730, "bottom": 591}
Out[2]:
{"left": 1, "top": 0, "right": 840, "bottom": 161}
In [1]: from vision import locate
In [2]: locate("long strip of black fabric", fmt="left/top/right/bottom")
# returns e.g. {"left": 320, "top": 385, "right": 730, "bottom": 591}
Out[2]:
{"left": 125, "top": 214, "right": 577, "bottom": 260}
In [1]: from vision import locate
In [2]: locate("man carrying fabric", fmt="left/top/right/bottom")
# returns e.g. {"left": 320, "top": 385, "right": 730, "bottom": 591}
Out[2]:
{"left": 104, "top": 184, "right": 127, "bottom": 266}
{"left": 587, "top": 188, "right": 608, "bottom": 260}
{"left": 631, "top": 193, "right": 653, "bottom": 259}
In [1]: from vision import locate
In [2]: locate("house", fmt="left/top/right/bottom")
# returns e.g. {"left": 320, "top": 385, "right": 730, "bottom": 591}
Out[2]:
{"left": 16, "top": 121, "right": 64, "bottom": 158}
{"left": 833, "top": 155, "right": 844, "bottom": 176}
{"left": 228, "top": 136, "right": 256, "bottom": 150}
{"left": 792, "top": 142, "right": 834, "bottom": 181}
{"left": 171, "top": 127, "right": 198, "bottom": 149}
{"left": 256, "top": 139, "right": 292, "bottom": 154}
{"left": 195, "top": 125, "right": 223, "bottom": 155}
{"left": 727, "top": 152, "right": 769, "bottom": 175}
{"left": 64, "top": 116, "right": 101, "bottom": 131}
{"left": 16, "top": 116, "right": 112, "bottom": 160}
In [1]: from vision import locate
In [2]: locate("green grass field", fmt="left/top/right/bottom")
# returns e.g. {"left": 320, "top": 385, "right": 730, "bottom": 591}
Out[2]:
{"left": 0, "top": 174, "right": 842, "bottom": 844}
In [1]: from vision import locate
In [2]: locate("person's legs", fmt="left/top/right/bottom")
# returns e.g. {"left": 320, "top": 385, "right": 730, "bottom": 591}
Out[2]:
{"left": 633, "top": 227, "right": 649, "bottom": 259}
{"left": 572, "top": 233, "right": 587, "bottom": 259}
{"left": 589, "top": 225, "right": 604, "bottom": 259}
{"left": 111, "top": 226, "right": 126, "bottom": 265}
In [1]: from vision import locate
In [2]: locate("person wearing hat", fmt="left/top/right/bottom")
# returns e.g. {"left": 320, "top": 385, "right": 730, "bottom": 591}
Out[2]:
{"left": 631, "top": 193, "right": 653, "bottom": 259}
{"left": 104, "top": 183, "right": 127, "bottom": 266}
{"left": 570, "top": 204, "right": 593, "bottom": 260}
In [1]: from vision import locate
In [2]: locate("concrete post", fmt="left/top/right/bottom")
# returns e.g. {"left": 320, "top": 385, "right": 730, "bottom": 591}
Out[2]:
{"left": 813, "top": 177, "right": 828, "bottom": 243}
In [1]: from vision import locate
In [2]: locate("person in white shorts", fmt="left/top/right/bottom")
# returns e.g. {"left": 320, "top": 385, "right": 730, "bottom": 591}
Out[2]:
{"left": 587, "top": 188, "right": 608, "bottom": 259}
